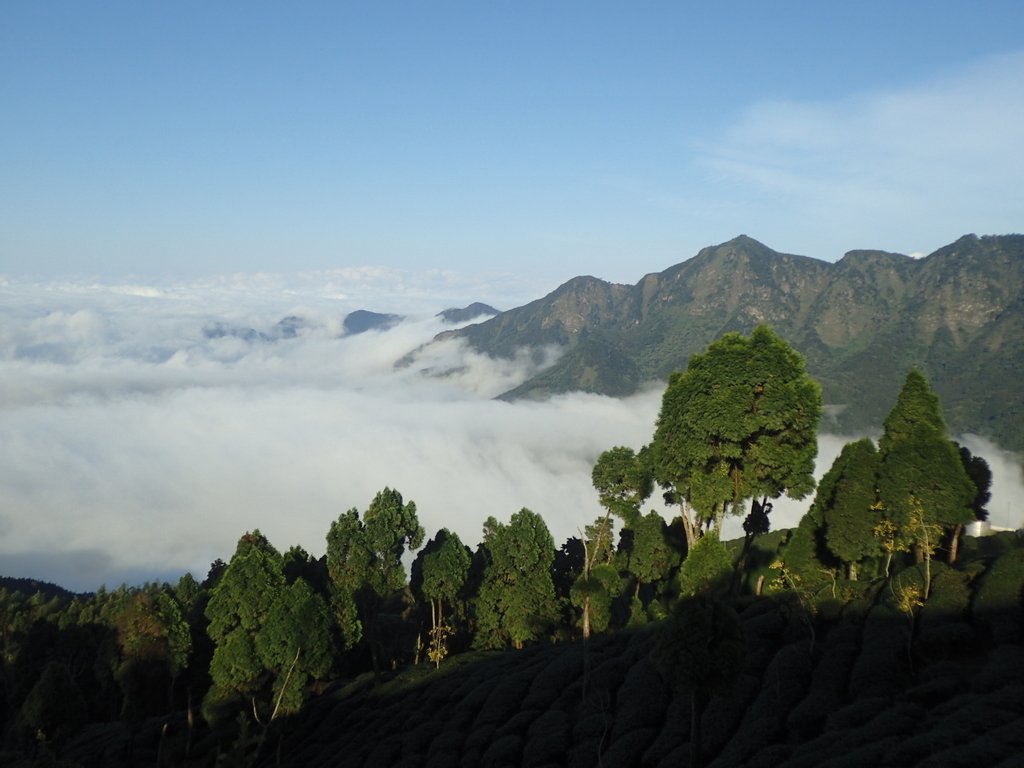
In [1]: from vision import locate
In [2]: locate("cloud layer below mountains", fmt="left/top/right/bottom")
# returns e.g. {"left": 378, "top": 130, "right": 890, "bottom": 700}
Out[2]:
{"left": 1, "top": 273, "right": 1021, "bottom": 592}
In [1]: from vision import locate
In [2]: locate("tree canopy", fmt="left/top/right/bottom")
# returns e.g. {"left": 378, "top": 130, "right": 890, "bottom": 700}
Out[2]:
{"left": 814, "top": 438, "right": 883, "bottom": 580}
{"left": 877, "top": 370, "right": 977, "bottom": 562}
{"left": 474, "top": 508, "right": 559, "bottom": 650}
{"left": 326, "top": 488, "right": 424, "bottom": 676}
{"left": 591, "top": 445, "right": 653, "bottom": 526}
{"left": 651, "top": 324, "right": 822, "bottom": 547}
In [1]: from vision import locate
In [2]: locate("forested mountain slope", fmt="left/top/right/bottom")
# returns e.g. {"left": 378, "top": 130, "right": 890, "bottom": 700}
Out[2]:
{"left": 431, "top": 234, "right": 1024, "bottom": 450}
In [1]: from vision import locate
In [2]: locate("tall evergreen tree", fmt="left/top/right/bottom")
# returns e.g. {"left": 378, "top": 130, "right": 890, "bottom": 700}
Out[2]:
{"left": 473, "top": 509, "right": 559, "bottom": 650}
{"left": 957, "top": 443, "right": 992, "bottom": 523}
{"left": 651, "top": 325, "right": 822, "bottom": 548}
{"left": 203, "top": 531, "right": 285, "bottom": 723}
{"left": 254, "top": 578, "right": 333, "bottom": 720}
{"left": 326, "top": 488, "right": 424, "bottom": 678}
{"left": 877, "top": 371, "right": 976, "bottom": 565}
{"left": 204, "top": 531, "right": 332, "bottom": 726}
{"left": 414, "top": 529, "right": 471, "bottom": 667}
{"left": 813, "top": 438, "right": 883, "bottom": 580}
{"left": 618, "top": 511, "right": 680, "bottom": 606}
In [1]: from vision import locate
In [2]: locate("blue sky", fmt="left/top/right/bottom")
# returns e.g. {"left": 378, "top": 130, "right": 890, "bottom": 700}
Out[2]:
{"left": 2, "top": 2, "right": 1022, "bottom": 288}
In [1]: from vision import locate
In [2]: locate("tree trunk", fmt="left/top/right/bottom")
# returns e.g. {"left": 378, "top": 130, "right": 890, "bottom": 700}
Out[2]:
{"left": 582, "top": 595, "right": 591, "bottom": 640}
{"left": 680, "top": 511, "right": 697, "bottom": 550}
{"left": 948, "top": 524, "right": 963, "bottom": 565}
{"left": 847, "top": 561, "right": 858, "bottom": 581}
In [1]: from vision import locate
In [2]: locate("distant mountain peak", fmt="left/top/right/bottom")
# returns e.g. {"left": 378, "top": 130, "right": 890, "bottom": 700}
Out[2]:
{"left": 437, "top": 303, "right": 500, "bottom": 324}
{"left": 343, "top": 310, "right": 403, "bottom": 335}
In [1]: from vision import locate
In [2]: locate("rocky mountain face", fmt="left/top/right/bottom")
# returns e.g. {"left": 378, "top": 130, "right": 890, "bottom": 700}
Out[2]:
{"left": 431, "top": 234, "right": 1024, "bottom": 449}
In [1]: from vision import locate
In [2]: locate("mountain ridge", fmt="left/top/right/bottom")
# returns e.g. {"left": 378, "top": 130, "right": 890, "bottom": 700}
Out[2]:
{"left": 421, "top": 234, "right": 1024, "bottom": 450}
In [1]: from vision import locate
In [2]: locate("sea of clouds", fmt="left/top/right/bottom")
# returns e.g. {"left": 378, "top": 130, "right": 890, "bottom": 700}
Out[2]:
{"left": 1, "top": 270, "right": 1021, "bottom": 592}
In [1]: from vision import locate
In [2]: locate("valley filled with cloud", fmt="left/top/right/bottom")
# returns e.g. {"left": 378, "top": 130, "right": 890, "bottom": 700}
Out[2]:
{"left": 1, "top": 272, "right": 1020, "bottom": 592}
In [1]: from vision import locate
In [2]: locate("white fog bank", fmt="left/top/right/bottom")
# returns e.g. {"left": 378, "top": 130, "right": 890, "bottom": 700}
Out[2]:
{"left": 1, "top": 275, "right": 1020, "bottom": 592}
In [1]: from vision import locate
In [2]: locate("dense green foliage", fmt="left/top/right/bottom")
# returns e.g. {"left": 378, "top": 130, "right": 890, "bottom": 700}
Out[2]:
{"left": 474, "top": 509, "right": 560, "bottom": 650}
{"left": 591, "top": 445, "right": 653, "bottom": 526}
{"left": 651, "top": 324, "right": 821, "bottom": 547}
{"left": 878, "top": 371, "right": 976, "bottom": 540}
{"left": 815, "top": 438, "right": 883, "bottom": 579}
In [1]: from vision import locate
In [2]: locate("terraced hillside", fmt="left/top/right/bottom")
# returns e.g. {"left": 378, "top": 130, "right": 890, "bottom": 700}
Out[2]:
{"left": 247, "top": 540, "right": 1024, "bottom": 768}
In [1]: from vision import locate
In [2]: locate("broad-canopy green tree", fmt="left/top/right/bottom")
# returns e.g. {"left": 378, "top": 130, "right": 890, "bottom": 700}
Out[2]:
{"left": 618, "top": 511, "right": 680, "bottom": 604}
{"left": 474, "top": 508, "right": 559, "bottom": 650}
{"left": 591, "top": 446, "right": 653, "bottom": 527}
{"left": 651, "top": 325, "right": 821, "bottom": 548}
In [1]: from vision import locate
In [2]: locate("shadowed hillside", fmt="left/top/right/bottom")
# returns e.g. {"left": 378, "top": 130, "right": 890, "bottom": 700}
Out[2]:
{"left": 32, "top": 532, "right": 1021, "bottom": 768}
{"left": 245, "top": 535, "right": 1024, "bottom": 768}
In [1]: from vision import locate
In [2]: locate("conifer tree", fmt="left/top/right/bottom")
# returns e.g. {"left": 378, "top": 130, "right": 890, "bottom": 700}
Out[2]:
{"left": 254, "top": 578, "right": 333, "bottom": 720}
{"left": 877, "top": 371, "right": 976, "bottom": 565}
{"left": 414, "top": 528, "right": 471, "bottom": 667}
{"left": 204, "top": 531, "right": 332, "bottom": 725}
{"left": 203, "top": 531, "right": 285, "bottom": 723}
{"left": 813, "top": 438, "right": 883, "bottom": 580}
{"left": 473, "top": 508, "right": 559, "bottom": 650}
{"left": 326, "top": 488, "right": 424, "bottom": 677}
{"left": 618, "top": 511, "right": 680, "bottom": 606}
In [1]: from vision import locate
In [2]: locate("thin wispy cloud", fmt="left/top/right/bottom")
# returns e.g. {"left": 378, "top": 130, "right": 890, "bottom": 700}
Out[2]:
{"left": 697, "top": 50, "right": 1024, "bottom": 257}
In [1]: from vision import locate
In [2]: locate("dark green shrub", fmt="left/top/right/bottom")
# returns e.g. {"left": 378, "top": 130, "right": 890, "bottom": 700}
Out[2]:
{"left": 495, "top": 709, "right": 540, "bottom": 738}
{"left": 848, "top": 605, "right": 910, "bottom": 699}
{"left": 825, "top": 695, "right": 890, "bottom": 731}
{"left": 640, "top": 693, "right": 690, "bottom": 766}
{"left": 714, "top": 641, "right": 812, "bottom": 765}
{"left": 520, "top": 648, "right": 583, "bottom": 710}
{"left": 786, "top": 623, "right": 861, "bottom": 739}
{"left": 971, "top": 547, "right": 1024, "bottom": 644}
{"left": 610, "top": 657, "right": 669, "bottom": 738}
{"left": 481, "top": 733, "right": 522, "bottom": 768}
{"left": 601, "top": 727, "right": 657, "bottom": 767}
{"left": 521, "top": 708, "right": 570, "bottom": 767}
{"left": 472, "top": 672, "right": 534, "bottom": 727}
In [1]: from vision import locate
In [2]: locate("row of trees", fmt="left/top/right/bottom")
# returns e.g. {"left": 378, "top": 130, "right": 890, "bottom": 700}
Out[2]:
{"left": 0, "top": 324, "right": 996, "bottom": 762}
{"left": 780, "top": 370, "right": 990, "bottom": 595}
